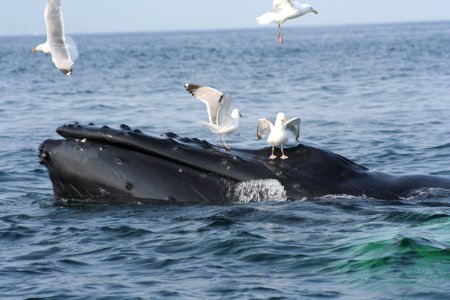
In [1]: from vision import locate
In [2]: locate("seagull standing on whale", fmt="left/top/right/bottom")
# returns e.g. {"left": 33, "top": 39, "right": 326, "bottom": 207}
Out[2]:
{"left": 185, "top": 83, "right": 242, "bottom": 150}
{"left": 257, "top": 0, "right": 318, "bottom": 44}
{"left": 257, "top": 112, "right": 300, "bottom": 159}
{"left": 32, "top": 0, "right": 74, "bottom": 75}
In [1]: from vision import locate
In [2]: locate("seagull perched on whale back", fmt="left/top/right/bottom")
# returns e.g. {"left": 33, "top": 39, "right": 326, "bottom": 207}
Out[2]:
{"left": 257, "top": 112, "right": 300, "bottom": 159}
{"left": 32, "top": 0, "right": 74, "bottom": 75}
{"left": 185, "top": 83, "right": 242, "bottom": 150}
{"left": 257, "top": 1, "right": 318, "bottom": 44}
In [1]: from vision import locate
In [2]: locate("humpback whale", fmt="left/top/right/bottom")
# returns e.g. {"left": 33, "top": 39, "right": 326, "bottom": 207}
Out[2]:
{"left": 38, "top": 123, "right": 450, "bottom": 204}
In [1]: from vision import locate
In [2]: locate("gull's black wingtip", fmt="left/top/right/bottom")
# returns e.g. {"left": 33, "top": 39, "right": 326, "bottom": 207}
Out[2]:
{"left": 60, "top": 68, "right": 72, "bottom": 76}
{"left": 184, "top": 83, "right": 202, "bottom": 95}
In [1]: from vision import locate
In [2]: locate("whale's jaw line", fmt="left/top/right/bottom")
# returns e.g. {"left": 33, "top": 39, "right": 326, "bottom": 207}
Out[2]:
{"left": 40, "top": 138, "right": 238, "bottom": 205}
{"left": 39, "top": 124, "right": 450, "bottom": 204}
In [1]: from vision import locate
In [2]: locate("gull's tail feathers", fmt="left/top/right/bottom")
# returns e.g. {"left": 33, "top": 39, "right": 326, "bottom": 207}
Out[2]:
{"left": 256, "top": 12, "right": 276, "bottom": 25}
{"left": 200, "top": 121, "right": 220, "bottom": 134}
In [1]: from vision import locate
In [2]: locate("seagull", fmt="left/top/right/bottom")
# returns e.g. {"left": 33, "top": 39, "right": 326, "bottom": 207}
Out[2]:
{"left": 32, "top": 0, "right": 74, "bottom": 75}
{"left": 257, "top": 1, "right": 318, "bottom": 44}
{"left": 257, "top": 112, "right": 300, "bottom": 159}
{"left": 185, "top": 83, "right": 242, "bottom": 150}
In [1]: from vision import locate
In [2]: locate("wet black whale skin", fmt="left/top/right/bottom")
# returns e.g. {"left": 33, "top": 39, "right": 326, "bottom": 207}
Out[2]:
{"left": 38, "top": 124, "right": 450, "bottom": 204}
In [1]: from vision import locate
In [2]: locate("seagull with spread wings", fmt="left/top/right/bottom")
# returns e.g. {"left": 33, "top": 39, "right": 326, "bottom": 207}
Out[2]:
{"left": 257, "top": 0, "right": 318, "bottom": 44}
{"left": 257, "top": 112, "right": 300, "bottom": 159}
{"left": 32, "top": 0, "right": 74, "bottom": 75}
{"left": 185, "top": 83, "right": 243, "bottom": 150}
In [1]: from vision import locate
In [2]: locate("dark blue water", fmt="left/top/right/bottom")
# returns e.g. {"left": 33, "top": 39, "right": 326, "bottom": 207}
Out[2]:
{"left": 1, "top": 22, "right": 450, "bottom": 298}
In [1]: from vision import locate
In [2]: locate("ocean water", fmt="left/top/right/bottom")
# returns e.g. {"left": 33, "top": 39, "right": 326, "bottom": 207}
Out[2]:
{"left": 1, "top": 22, "right": 450, "bottom": 298}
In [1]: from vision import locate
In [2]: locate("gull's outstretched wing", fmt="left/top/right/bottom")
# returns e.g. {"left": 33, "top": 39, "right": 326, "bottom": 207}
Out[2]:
{"left": 45, "top": 0, "right": 73, "bottom": 75}
{"left": 185, "top": 84, "right": 223, "bottom": 125}
{"left": 273, "top": 0, "right": 295, "bottom": 11}
{"left": 285, "top": 118, "right": 301, "bottom": 141}
{"left": 217, "top": 93, "right": 233, "bottom": 127}
{"left": 257, "top": 119, "right": 274, "bottom": 140}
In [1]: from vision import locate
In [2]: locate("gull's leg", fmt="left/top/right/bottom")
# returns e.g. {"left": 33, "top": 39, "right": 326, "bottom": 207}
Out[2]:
{"left": 223, "top": 137, "right": 231, "bottom": 151}
{"left": 277, "top": 24, "right": 284, "bottom": 45}
{"left": 280, "top": 146, "right": 288, "bottom": 160}
{"left": 218, "top": 136, "right": 223, "bottom": 149}
{"left": 269, "top": 147, "right": 277, "bottom": 159}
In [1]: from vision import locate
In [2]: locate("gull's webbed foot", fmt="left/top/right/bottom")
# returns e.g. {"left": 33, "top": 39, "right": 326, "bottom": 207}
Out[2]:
{"left": 278, "top": 33, "right": 284, "bottom": 45}
{"left": 223, "top": 140, "right": 231, "bottom": 151}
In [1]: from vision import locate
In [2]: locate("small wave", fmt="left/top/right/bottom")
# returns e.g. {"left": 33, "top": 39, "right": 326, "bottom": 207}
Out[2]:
{"left": 328, "top": 235, "right": 450, "bottom": 276}
{"left": 14, "top": 246, "right": 62, "bottom": 261}
{"left": 201, "top": 216, "right": 235, "bottom": 228}
{"left": 428, "top": 143, "right": 450, "bottom": 150}
{"left": 0, "top": 224, "right": 38, "bottom": 240}
{"left": 221, "top": 206, "right": 260, "bottom": 218}
{"left": 316, "top": 194, "right": 372, "bottom": 201}
{"left": 239, "top": 251, "right": 292, "bottom": 263}
{"left": 233, "top": 179, "right": 287, "bottom": 203}
{"left": 384, "top": 211, "right": 450, "bottom": 224}
{"left": 99, "top": 225, "right": 153, "bottom": 238}
{"left": 58, "top": 259, "right": 90, "bottom": 267}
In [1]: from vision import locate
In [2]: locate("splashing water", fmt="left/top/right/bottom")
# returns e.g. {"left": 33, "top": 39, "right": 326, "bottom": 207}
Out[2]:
{"left": 402, "top": 188, "right": 450, "bottom": 200}
{"left": 234, "top": 179, "right": 287, "bottom": 203}
{"left": 65, "top": 36, "right": 79, "bottom": 61}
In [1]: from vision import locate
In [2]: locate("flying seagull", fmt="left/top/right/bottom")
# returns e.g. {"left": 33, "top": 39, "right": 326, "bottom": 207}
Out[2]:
{"left": 32, "top": 0, "right": 74, "bottom": 75}
{"left": 257, "top": 112, "right": 300, "bottom": 159}
{"left": 185, "top": 83, "right": 242, "bottom": 150}
{"left": 257, "top": 1, "right": 318, "bottom": 44}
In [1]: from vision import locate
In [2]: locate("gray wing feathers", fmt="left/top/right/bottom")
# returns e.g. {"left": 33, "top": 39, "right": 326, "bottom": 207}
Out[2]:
{"left": 45, "top": 0, "right": 73, "bottom": 72}
{"left": 45, "top": 0, "right": 64, "bottom": 47}
{"left": 274, "top": 0, "right": 295, "bottom": 11}
{"left": 217, "top": 93, "right": 232, "bottom": 127}
{"left": 257, "top": 119, "right": 273, "bottom": 140}
{"left": 285, "top": 118, "right": 301, "bottom": 141}
{"left": 185, "top": 84, "right": 223, "bottom": 125}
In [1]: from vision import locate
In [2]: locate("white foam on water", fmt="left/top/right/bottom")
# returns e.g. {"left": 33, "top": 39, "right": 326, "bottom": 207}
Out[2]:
{"left": 234, "top": 179, "right": 287, "bottom": 203}
{"left": 401, "top": 187, "right": 450, "bottom": 200}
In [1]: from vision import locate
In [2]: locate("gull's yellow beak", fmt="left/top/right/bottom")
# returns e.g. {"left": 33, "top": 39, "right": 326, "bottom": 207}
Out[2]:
{"left": 312, "top": 9, "right": 318, "bottom": 15}
{"left": 32, "top": 48, "right": 37, "bottom": 53}
{"left": 283, "top": 117, "right": 287, "bottom": 123}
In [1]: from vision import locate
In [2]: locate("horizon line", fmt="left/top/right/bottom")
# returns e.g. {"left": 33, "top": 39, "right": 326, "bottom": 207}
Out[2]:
{"left": 1, "top": 19, "right": 448, "bottom": 38}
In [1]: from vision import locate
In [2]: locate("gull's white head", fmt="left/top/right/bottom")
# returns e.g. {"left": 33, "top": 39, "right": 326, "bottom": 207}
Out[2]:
{"left": 300, "top": 4, "right": 318, "bottom": 15}
{"left": 231, "top": 109, "right": 243, "bottom": 119}
{"left": 276, "top": 112, "right": 287, "bottom": 125}
{"left": 32, "top": 43, "right": 50, "bottom": 54}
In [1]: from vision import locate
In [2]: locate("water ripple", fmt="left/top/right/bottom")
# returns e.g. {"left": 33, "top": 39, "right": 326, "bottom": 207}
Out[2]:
{"left": 1, "top": 23, "right": 450, "bottom": 299}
